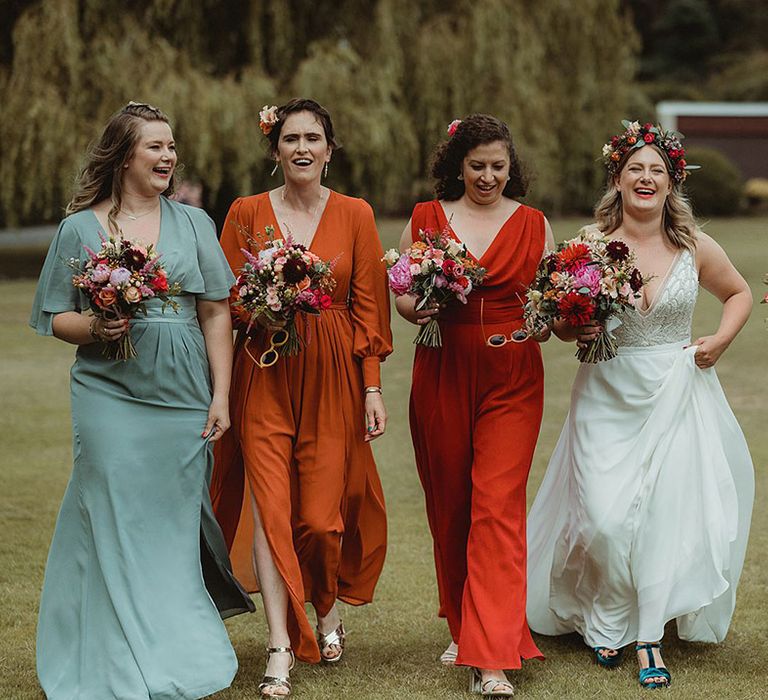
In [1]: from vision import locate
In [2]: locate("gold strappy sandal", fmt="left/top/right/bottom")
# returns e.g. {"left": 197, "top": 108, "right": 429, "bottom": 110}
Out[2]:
{"left": 469, "top": 667, "right": 515, "bottom": 697}
{"left": 316, "top": 621, "right": 346, "bottom": 663}
{"left": 259, "top": 646, "right": 295, "bottom": 698}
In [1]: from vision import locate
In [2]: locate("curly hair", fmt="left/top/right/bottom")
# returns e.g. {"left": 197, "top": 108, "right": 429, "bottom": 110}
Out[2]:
{"left": 430, "top": 114, "right": 528, "bottom": 201}
{"left": 66, "top": 102, "right": 176, "bottom": 235}
{"left": 265, "top": 98, "right": 339, "bottom": 157}
{"left": 594, "top": 144, "right": 697, "bottom": 251}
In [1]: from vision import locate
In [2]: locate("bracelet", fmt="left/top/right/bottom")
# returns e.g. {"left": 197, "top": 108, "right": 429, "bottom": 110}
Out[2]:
{"left": 364, "top": 386, "right": 382, "bottom": 395}
{"left": 89, "top": 316, "right": 101, "bottom": 342}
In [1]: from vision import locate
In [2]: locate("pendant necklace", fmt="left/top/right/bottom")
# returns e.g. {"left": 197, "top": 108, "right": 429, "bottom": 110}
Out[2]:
{"left": 120, "top": 200, "right": 160, "bottom": 221}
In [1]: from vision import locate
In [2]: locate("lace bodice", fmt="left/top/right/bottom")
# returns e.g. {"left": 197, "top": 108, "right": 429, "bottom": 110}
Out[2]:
{"left": 613, "top": 249, "right": 698, "bottom": 347}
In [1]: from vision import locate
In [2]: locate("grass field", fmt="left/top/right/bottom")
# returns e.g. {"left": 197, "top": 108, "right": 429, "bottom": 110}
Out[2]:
{"left": 1, "top": 217, "right": 766, "bottom": 699}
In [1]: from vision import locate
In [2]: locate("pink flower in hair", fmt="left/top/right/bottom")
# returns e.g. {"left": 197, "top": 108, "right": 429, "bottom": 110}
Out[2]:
{"left": 447, "top": 119, "right": 462, "bottom": 137}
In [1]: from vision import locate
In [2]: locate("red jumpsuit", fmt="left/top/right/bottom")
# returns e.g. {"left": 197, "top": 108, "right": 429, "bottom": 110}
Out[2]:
{"left": 409, "top": 200, "right": 545, "bottom": 669}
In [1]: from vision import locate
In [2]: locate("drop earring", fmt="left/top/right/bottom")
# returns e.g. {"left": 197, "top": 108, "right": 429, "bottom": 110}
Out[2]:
{"left": 324, "top": 162, "right": 329, "bottom": 179}
{"left": 270, "top": 161, "right": 279, "bottom": 177}
{"left": 457, "top": 174, "right": 464, "bottom": 181}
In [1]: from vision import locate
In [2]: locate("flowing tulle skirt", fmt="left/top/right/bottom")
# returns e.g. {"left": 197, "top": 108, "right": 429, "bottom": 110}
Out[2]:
{"left": 527, "top": 342, "right": 753, "bottom": 648}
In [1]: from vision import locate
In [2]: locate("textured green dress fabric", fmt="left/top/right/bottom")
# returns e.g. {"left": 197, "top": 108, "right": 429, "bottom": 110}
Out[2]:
{"left": 29, "top": 198, "right": 253, "bottom": 700}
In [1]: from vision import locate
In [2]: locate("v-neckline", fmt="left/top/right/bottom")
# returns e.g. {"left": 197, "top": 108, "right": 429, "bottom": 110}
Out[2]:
{"left": 437, "top": 201, "right": 524, "bottom": 263}
{"left": 87, "top": 198, "right": 165, "bottom": 251}
{"left": 636, "top": 250, "right": 683, "bottom": 316}
{"left": 266, "top": 188, "right": 332, "bottom": 252}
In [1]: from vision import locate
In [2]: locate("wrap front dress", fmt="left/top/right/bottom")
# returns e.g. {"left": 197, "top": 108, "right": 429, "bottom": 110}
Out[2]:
{"left": 210, "top": 191, "right": 392, "bottom": 663}
{"left": 408, "top": 200, "right": 545, "bottom": 669}
{"left": 29, "top": 198, "right": 254, "bottom": 700}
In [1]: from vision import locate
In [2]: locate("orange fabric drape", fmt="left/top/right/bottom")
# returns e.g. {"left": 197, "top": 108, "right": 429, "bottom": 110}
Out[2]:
{"left": 211, "top": 191, "right": 392, "bottom": 663}
{"left": 408, "top": 200, "right": 545, "bottom": 669}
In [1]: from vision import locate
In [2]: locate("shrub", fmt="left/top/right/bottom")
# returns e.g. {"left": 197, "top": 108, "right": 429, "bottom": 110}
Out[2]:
{"left": 683, "top": 147, "right": 743, "bottom": 216}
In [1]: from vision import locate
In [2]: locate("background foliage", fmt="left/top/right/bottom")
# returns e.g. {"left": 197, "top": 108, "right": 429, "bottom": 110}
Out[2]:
{"left": 0, "top": 0, "right": 765, "bottom": 227}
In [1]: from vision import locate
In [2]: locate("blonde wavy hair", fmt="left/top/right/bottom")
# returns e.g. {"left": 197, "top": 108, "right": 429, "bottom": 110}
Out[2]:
{"left": 66, "top": 102, "right": 176, "bottom": 234}
{"left": 594, "top": 145, "right": 698, "bottom": 251}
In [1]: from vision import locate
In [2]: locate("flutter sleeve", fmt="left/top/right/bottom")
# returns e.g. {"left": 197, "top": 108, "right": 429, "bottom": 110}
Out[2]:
{"left": 29, "top": 218, "right": 87, "bottom": 336}
{"left": 350, "top": 199, "right": 393, "bottom": 387}
{"left": 188, "top": 206, "right": 236, "bottom": 301}
{"left": 217, "top": 197, "right": 252, "bottom": 329}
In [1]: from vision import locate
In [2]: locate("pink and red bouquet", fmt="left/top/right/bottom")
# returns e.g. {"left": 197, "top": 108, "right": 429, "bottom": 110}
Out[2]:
{"left": 524, "top": 226, "right": 645, "bottom": 363}
{"left": 383, "top": 225, "right": 486, "bottom": 347}
{"left": 69, "top": 233, "right": 180, "bottom": 360}
{"left": 234, "top": 225, "right": 336, "bottom": 358}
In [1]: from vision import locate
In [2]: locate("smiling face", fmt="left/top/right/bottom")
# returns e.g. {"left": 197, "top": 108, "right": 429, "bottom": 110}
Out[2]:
{"left": 461, "top": 140, "right": 510, "bottom": 205}
{"left": 615, "top": 146, "right": 672, "bottom": 214}
{"left": 123, "top": 120, "right": 177, "bottom": 196}
{"left": 275, "top": 111, "right": 331, "bottom": 186}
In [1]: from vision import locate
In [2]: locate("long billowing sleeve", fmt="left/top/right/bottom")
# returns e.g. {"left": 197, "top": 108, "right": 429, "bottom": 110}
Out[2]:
{"left": 349, "top": 200, "right": 392, "bottom": 387}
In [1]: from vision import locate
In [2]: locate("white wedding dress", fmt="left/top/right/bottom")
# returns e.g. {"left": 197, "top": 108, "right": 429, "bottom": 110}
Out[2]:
{"left": 527, "top": 249, "right": 754, "bottom": 648}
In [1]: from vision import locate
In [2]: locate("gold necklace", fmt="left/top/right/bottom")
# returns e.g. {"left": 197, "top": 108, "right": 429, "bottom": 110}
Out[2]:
{"left": 120, "top": 200, "right": 160, "bottom": 221}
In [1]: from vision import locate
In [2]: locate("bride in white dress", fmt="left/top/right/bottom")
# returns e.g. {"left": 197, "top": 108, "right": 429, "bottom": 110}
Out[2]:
{"left": 527, "top": 121, "right": 754, "bottom": 690}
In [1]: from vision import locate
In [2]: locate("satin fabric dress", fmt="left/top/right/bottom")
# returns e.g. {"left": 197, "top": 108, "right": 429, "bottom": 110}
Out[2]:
{"left": 527, "top": 248, "right": 754, "bottom": 648}
{"left": 408, "top": 200, "right": 545, "bottom": 669}
{"left": 210, "top": 191, "right": 392, "bottom": 663}
{"left": 29, "top": 198, "right": 254, "bottom": 700}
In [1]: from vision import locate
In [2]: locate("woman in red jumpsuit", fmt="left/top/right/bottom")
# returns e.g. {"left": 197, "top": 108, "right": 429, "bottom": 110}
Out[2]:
{"left": 397, "top": 114, "right": 554, "bottom": 696}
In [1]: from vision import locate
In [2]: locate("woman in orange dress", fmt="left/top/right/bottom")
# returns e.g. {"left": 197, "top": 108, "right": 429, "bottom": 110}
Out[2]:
{"left": 397, "top": 115, "right": 554, "bottom": 697}
{"left": 210, "top": 99, "right": 392, "bottom": 698}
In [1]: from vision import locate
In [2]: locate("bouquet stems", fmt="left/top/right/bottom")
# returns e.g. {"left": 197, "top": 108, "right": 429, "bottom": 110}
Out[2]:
{"left": 414, "top": 318, "right": 443, "bottom": 347}
{"left": 279, "top": 322, "right": 303, "bottom": 356}
{"left": 576, "top": 329, "right": 618, "bottom": 363}
{"left": 99, "top": 309, "right": 137, "bottom": 361}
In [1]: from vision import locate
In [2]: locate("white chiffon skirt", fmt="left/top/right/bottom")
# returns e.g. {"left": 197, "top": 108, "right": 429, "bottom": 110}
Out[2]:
{"left": 527, "top": 342, "right": 754, "bottom": 648}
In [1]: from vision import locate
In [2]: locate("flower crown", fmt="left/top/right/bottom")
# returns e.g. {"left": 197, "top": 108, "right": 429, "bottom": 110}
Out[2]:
{"left": 259, "top": 105, "right": 279, "bottom": 135}
{"left": 602, "top": 120, "right": 698, "bottom": 183}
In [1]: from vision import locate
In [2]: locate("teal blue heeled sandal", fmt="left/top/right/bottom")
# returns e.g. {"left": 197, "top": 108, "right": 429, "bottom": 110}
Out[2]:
{"left": 593, "top": 646, "right": 623, "bottom": 668}
{"left": 635, "top": 643, "right": 671, "bottom": 689}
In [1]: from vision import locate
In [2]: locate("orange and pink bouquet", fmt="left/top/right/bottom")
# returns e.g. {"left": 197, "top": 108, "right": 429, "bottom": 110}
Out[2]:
{"left": 524, "top": 226, "right": 645, "bottom": 363}
{"left": 234, "top": 226, "right": 336, "bottom": 359}
{"left": 69, "top": 232, "right": 180, "bottom": 360}
{"left": 383, "top": 225, "right": 486, "bottom": 347}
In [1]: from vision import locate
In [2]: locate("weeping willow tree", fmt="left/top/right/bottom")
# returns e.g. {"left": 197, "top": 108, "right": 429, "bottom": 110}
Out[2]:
{"left": 0, "top": 0, "right": 637, "bottom": 226}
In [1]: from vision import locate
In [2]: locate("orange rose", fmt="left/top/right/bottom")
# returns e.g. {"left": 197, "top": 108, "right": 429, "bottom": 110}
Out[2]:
{"left": 98, "top": 287, "right": 118, "bottom": 307}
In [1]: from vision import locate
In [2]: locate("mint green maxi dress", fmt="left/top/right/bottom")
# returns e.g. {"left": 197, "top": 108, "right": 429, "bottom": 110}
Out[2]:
{"left": 30, "top": 197, "right": 254, "bottom": 700}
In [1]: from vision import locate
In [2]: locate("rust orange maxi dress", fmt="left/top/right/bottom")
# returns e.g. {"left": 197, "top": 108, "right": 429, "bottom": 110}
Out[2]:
{"left": 211, "top": 191, "right": 392, "bottom": 663}
{"left": 409, "top": 200, "right": 545, "bottom": 669}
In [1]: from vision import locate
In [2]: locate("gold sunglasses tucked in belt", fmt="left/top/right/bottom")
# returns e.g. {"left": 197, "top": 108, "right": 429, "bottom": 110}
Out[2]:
{"left": 244, "top": 329, "right": 290, "bottom": 368}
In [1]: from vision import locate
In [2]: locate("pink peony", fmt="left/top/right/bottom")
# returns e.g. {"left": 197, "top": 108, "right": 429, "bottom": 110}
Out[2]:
{"left": 91, "top": 264, "right": 111, "bottom": 283}
{"left": 571, "top": 264, "right": 602, "bottom": 297}
{"left": 386, "top": 254, "right": 413, "bottom": 296}
{"left": 109, "top": 267, "right": 131, "bottom": 286}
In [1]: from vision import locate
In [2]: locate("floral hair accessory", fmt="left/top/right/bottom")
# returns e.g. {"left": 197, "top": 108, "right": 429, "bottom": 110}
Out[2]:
{"left": 259, "top": 105, "right": 279, "bottom": 135}
{"left": 602, "top": 120, "right": 699, "bottom": 183}
{"left": 447, "top": 119, "right": 462, "bottom": 137}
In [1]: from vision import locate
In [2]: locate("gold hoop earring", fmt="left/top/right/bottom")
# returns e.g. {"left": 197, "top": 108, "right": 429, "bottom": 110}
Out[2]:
{"left": 457, "top": 174, "right": 464, "bottom": 181}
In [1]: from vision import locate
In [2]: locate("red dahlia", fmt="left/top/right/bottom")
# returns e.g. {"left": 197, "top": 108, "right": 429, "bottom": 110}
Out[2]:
{"left": 558, "top": 292, "right": 595, "bottom": 326}
{"left": 558, "top": 242, "right": 592, "bottom": 271}
{"left": 282, "top": 257, "right": 309, "bottom": 284}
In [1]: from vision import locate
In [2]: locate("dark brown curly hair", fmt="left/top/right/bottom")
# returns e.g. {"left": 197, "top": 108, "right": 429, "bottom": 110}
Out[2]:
{"left": 265, "top": 98, "right": 339, "bottom": 157}
{"left": 430, "top": 114, "right": 528, "bottom": 201}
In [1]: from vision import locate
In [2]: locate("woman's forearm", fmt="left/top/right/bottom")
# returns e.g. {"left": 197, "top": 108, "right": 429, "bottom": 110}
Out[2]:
{"left": 197, "top": 299, "right": 233, "bottom": 399}
{"left": 52, "top": 312, "right": 98, "bottom": 345}
{"left": 713, "top": 288, "right": 753, "bottom": 347}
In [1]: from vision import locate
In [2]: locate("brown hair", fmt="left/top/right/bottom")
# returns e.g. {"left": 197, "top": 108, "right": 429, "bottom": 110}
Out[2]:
{"left": 430, "top": 114, "right": 528, "bottom": 201}
{"left": 265, "top": 98, "right": 339, "bottom": 158}
{"left": 594, "top": 144, "right": 697, "bottom": 250}
{"left": 66, "top": 102, "right": 176, "bottom": 234}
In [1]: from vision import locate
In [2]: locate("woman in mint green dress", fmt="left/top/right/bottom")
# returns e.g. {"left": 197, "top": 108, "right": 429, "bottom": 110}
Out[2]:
{"left": 30, "top": 102, "right": 253, "bottom": 700}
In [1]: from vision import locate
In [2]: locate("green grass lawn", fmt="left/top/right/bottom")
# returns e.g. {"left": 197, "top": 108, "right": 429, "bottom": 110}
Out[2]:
{"left": 1, "top": 217, "right": 766, "bottom": 699}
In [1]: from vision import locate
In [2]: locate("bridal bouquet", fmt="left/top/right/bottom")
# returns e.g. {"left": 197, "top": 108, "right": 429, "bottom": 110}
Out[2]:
{"left": 524, "top": 226, "right": 645, "bottom": 363}
{"left": 69, "top": 233, "right": 180, "bottom": 360}
{"left": 234, "top": 226, "right": 336, "bottom": 358}
{"left": 383, "top": 225, "right": 486, "bottom": 347}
